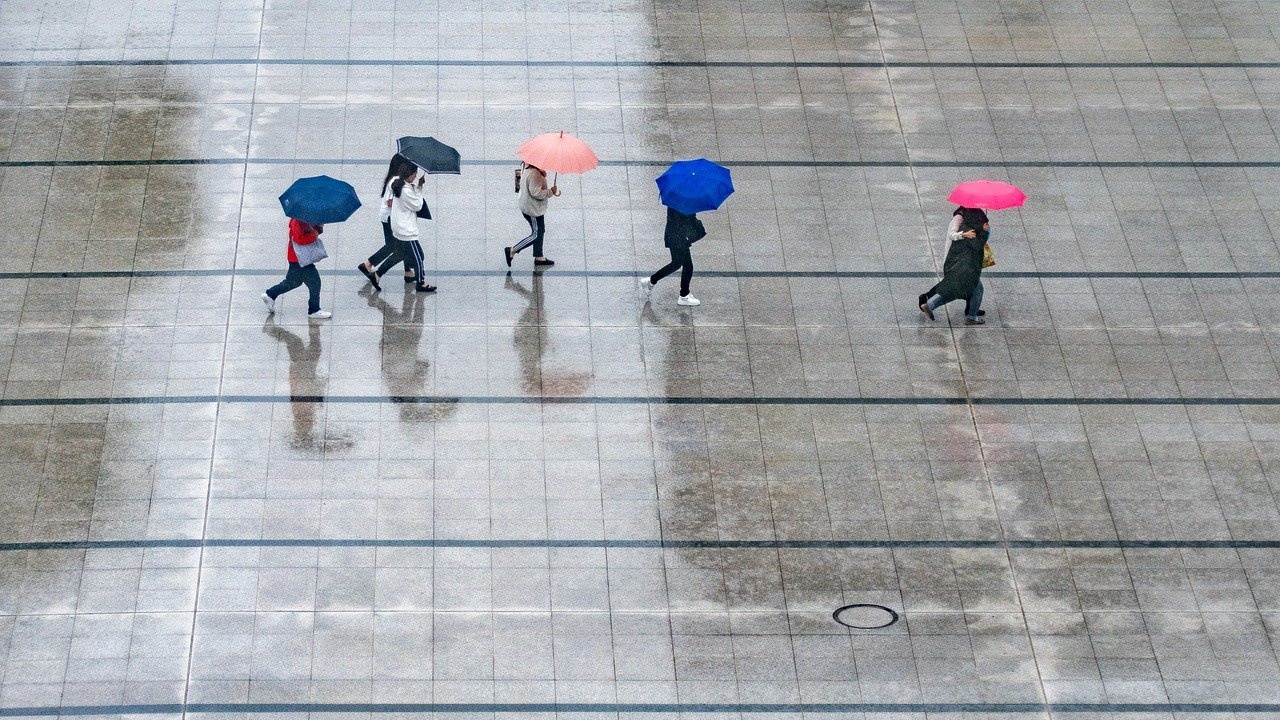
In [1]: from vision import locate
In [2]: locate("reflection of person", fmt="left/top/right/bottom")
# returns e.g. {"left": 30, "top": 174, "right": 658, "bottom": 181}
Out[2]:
{"left": 919, "top": 207, "right": 989, "bottom": 325}
{"left": 363, "top": 290, "right": 455, "bottom": 422}
{"left": 505, "top": 273, "right": 590, "bottom": 395}
{"left": 261, "top": 320, "right": 349, "bottom": 450}
{"left": 358, "top": 153, "right": 417, "bottom": 291}
{"left": 505, "top": 163, "right": 557, "bottom": 268}
{"left": 640, "top": 207, "right": 706, "bottom": 306}
{"left": 262, "top": 218, "right": 330, "bottom": 319}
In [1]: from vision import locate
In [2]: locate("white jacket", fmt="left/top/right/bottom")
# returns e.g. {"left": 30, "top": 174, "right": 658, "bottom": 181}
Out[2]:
{"left": 389, "top": 173, "right": 425, "bottom": 241}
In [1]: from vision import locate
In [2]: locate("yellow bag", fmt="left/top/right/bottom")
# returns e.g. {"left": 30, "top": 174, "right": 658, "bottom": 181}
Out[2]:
{"left": 982, "top": 242, "right": 995, "bottom": 268}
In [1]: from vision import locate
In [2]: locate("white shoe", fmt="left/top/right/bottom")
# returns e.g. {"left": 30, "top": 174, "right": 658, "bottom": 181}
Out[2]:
{"left": 639, "top": 277, "right": 653, "bottom": 295}
{"left": 261, "top": 293, "right": 275, "bottom": 314}
{"left": 677, "top": 294, "right": 701, "bottom": 306}
{"left": 308, "top": 310, "right": 332, "bottom": 320}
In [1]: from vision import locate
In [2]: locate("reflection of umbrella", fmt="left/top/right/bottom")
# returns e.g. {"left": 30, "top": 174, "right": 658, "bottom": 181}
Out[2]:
{"left": 396, "top": 136, "right": 461, "bottom": 174}
{"left": 947, "top": 180, "right": 1025, "bottom": 210}
{"left": 656, "top": 158, "right": 734, "bottom": 215}
{"left": 278, "top": 175, "right": 361, "bottom": 224}
{"left": 517, "top": 131, "right": 599, "bottom": 174}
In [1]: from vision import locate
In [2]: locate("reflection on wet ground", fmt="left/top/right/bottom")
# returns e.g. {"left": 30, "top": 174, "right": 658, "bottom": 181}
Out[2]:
{"left": 3, "top": 0, "right": 1280, "bottom": 714}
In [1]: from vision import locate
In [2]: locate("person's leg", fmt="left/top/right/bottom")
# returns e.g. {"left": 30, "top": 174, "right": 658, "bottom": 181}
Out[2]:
{"left": 367, "top": 221, "right": 396, "bottom": 267}
{"left": 678, "top": 247, "right": 693, "bottom": 296}
{"left": 300, "top": 264, "right": 322, "bottom": 314}
{"left": 649, "top": 246, "right": 682, "bottom": 285}
{"left": 532, "top": 215, "right": 545, "bottom": 258}
{"left": 965, "top": 281, "right": 984, "bottom": 321}
{"left": 407, "top": 240, "right": 433, "bottom": 290}
{"left": 512, "top": 214, "right": 538, "bottom": 255}
{"left": 927, "top": 294, "right": 948, "bottom": 311}
{"left": 266, "top": 263, "right": 304, "bottom": 299}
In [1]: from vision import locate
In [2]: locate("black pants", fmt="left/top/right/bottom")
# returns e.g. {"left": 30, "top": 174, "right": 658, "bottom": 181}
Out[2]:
{"left": 650, "top": 245, "right": 693, "bottom": 296}
{"left": 267, "top": 262, "right": 322, "bottom": 314}
{"left": 513, "top": 213, "right": 544, "bottom": 256}
{"left": 367, "top": 221, "right": 400, "bottom": 270}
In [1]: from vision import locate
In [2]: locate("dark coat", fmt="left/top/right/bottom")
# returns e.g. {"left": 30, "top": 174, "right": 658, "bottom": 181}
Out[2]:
{"left": 664, "top": 207, "right": 706, "bottom": 249}
{"left": 932, "top": 235, "right": 985, "bottom": 302}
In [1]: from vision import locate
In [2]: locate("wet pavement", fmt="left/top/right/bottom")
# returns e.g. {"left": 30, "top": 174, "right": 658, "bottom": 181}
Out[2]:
{"left": 2, "top": 0, "right": 1280, "bottom": 717}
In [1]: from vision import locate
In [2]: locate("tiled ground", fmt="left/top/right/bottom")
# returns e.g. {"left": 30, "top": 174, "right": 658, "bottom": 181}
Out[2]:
{"left": 2, "top": 0, "right": 1280, "bottom": 718}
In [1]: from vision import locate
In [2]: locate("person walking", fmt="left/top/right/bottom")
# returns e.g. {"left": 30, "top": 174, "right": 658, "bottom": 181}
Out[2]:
{"left": 640, "top": 206, "right": 706, "bottom": 306}
{"left": 919, "top": 206, "right": 989, "bottom": 325}
{"left": 357, "top": 154, "right": 417, "bottom": 291}
{"left": 504, "top": 162, "right": 557, "bottom": 268}
{"left": 261, "top": 217, "right": 331, "bottom": 319}
{"left": 385, "top": 166, "right": 437, "bottom": 293}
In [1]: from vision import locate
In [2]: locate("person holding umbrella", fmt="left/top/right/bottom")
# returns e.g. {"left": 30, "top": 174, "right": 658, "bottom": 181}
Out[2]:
{"left": 263, "top": 175, "right": 361, "bottom": 319}
{"left": 640, "top": 158, "right": 734, "bottom": 306}
{"left": 505, "top": 131, "right": 598, "bottom": 268}
{"left": 357, "top": 153, "right": 417, "bottom": 291}
{"left": 365, "top": 137, "right": 461, "bottom": 292}
{"left": 918, "top": 180, "right": 1025, "bottom": 325}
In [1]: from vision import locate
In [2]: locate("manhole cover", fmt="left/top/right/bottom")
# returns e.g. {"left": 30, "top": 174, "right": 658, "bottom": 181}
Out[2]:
{"left": 833, "top": 603, "right": 899, "bottom": 629}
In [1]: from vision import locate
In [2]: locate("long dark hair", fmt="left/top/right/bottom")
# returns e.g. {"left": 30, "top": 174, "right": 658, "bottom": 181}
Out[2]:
{"left": 383, "top": 153, "right": 415, "bottom": 195}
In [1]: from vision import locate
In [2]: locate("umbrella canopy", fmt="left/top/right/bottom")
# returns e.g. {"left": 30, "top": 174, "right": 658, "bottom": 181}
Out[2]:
{"left": 278, "top": 175, "right": 361, "bottom": 225}
{"left": 517, "top": 131, "right": 599, "bottom": 174}
{"left": 397, "top": 136, "right": 462, "bottom": 175}
{"left": 656, "top": 158, "right": 734, "bottom": 215}
{"left": 947, "top": 179, "right": 1026, "bottom": 210}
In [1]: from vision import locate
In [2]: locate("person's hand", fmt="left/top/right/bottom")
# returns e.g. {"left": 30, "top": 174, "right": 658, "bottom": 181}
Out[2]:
{"left": 550, "top": 185, "right": 561, "bottom": 197}
{"left": 416, "top": 172, "right": 425, "bottom": 187}
{"left": 962, "top": 230, "right": 977, "bottom": 239}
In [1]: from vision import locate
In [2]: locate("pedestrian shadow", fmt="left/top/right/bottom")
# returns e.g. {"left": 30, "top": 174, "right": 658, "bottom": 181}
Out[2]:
{"left": 505, "top": 272, "right": 591, "bottom": 396}
{"left": 364, "top": 289, "right": 458, "bottom": 422}
{"left": 261, "top": 319, "right": 353, "bottom": 452}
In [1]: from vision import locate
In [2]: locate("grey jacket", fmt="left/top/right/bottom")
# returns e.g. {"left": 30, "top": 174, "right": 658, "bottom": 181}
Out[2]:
{"left": 519, "top": 166, "right": 552, "bottom": 217}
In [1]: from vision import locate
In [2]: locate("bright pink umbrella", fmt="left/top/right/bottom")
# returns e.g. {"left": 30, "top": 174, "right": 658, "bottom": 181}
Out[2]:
{"left": 517, "top": 131, "right": 599, "bottom": 175}
{"left": 947, "top": 180, "right": 1026, "bottom": 210}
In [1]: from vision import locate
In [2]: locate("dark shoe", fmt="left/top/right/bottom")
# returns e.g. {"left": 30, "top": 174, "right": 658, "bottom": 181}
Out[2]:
{"left": 404, "top": 274, "right": 416, "bottom": 284}
{"left": 534, "top": 257, "right": 555, "bottom": 267}
{"left": 919, "top": 301, "right": 935, "bottom": 321}
{"left": 504, "top": 247, "right": 514, "bottom": 267}
{"left": 415, "top": 283, "right": 437, "bottom": 293}
{"left": 963, "top": 306, "right": 986, "bottom": 317}
{"left": 965, "top": 317, "right": 986, "bottom": 325}
{"left": 918, "top": 293, "right": 928, "bottom": 308}
{"left": 357, "top": 263, "right": 381, "bottom": 292}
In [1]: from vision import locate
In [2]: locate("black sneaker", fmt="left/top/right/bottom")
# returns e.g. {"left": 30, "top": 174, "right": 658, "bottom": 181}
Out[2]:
{"left": 534, "top": 257, "right": 555, "bottom": 267}
{"left": 357, "top": 263, "right": 381, "bottom": 292}
{"left": 919, "top": 301, "right": 935, "bottom": 321}
{"left": 504, "top": 247, "right": 514, "bottom": 267}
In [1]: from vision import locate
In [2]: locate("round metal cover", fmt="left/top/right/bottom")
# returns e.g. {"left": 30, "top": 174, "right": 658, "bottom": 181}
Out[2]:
{"left": 832, "top": 603, "right": 899, "bottom": 629}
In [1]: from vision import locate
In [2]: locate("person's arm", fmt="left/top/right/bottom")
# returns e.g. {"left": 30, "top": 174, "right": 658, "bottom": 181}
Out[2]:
{"left": 289, "top": 219, "right": 319, "bottom": 246}
{"left": 946, "top": 214, "right": 966, "bottom": 242}
{"left": 398, "top": 179, "right": 425, "bottom": 211}
{"left": 528, "top": 170, "right": 552, "bottom": 200}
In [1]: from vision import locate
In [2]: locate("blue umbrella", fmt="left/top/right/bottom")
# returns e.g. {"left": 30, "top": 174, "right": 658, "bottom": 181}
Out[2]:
{"left": 278, "top": 175, "right": 362, "bottom": 225}
{"left": 656, "top": 158, "right": 734, "bottom": 215}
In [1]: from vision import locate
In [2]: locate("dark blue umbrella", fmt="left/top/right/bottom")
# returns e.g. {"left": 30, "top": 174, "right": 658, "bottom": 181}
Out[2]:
{"left": 397, "top": 136, "right": 462, "bottom": 174}
{"left": 278, "top": 175, "right": 362, "bottom": 225}
{"left": 656, "top": 158, "right": 734, "bottom": 215}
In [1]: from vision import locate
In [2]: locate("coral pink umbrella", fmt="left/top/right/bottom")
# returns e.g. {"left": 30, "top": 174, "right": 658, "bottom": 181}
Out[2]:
{"left": 517, "top": 131, "right": 599, "bottom": 180}
{"left": 947, "top": 179, "right": 1026, "bottom": 210}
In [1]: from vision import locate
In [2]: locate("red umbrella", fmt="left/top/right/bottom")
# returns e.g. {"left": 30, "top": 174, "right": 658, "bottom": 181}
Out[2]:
{"left": 947, "top": 180, "right": 1026, "bottom": 210}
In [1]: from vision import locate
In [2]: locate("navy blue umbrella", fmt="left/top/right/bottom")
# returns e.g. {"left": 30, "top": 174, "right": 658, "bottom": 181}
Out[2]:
{"left": 397, "top": 136, "right": 462, "bottom": 175}
{"left": 656, "top": 158, "right": 734, "bottom": 215}
{"left": 278, "top": 175, "right": 362, "bottom": 225}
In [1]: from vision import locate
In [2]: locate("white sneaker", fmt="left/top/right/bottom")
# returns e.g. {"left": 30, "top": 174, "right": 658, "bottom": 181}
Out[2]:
{"left": 639, "top": 277, "right": 653, "bottom": 295}
{"left": 261, "top": 292, "right": 275, "bottom": 314}
{"left": 308, "top": 310, "right": 332, "bottom": 320}
{"left": 677, "top": 294, "right": 701, "bottom": 306}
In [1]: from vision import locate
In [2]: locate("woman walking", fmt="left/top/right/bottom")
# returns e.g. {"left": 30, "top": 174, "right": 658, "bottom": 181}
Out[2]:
{"left": 640, "top": 206, "right": 706, "bottom": 306}
{"left": 384, "top": 166, "right": 436, "bottom": 293}
{"left": 504, "top": 162, "right": 557, "bottom": 268}
{"left": 261, "top": 217, "right": 331, "bottom": 319}
{"left": 919, "top": 206, "right": 989, "bottom": 325}
{"left": 357, "top": 154, "right": 417, "bottom": 291}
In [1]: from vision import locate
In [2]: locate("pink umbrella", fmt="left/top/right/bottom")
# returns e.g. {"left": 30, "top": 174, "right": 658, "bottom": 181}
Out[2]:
{"left": 517, "top": 131, "right": 599, "bottom": 175}
{"left": 947, "top": 179, "right": 1026, "bottom": 210}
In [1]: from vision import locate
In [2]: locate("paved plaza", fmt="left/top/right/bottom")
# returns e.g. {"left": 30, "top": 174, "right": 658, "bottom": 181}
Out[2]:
{"left": 4, "top": 0, "right": 1280, "bottom": 717}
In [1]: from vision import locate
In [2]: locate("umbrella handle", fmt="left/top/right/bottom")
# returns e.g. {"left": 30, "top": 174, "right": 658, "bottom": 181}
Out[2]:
{"left": 552, "top": 172, "right": 561, "bottom": 196}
